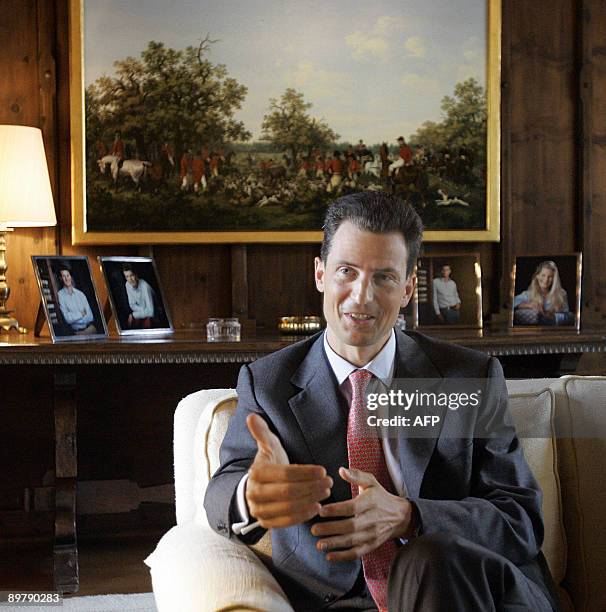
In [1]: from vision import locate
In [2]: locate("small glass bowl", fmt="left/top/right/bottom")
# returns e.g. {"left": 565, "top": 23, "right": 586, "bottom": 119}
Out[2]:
{"left": 207, "top": 317, "right": 241, "bottom": 342}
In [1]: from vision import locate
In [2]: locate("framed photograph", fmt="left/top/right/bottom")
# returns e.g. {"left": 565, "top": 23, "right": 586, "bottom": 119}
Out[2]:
{"left": 31, "top": 256, "right": 108, "bottom": 341}
{"left": 414, "top": 254, "right": 483, "bottom": 328}
{"left": 69, "top": 0, "right": 501, "bottom": 244}
{"left": 510, "top": 254, "right": 582, "bottom": 329}
{"left": 99, "top": 256, "right": 173, "bottom": 335}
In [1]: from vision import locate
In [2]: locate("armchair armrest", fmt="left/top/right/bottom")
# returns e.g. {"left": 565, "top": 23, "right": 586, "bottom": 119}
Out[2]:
{"left": 145, "top": 523, "right": 293, "bottom": 612}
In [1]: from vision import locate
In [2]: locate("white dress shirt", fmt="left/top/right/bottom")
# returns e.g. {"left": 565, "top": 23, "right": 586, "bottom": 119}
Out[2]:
{"left": 57, "top": 287, "right": 94, "bottom": 331}
{"left": 125, "top": 278, "right": 155, "bottom": 319}
{"left": 432, "top": 277, "right": 461, "bottom": 315}
{"left": 232, "top": 329, "right": 407, "bottom": 535}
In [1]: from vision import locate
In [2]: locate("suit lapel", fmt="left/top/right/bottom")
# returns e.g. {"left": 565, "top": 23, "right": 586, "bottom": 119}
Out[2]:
{"left": 287, "top": 331, "right": 447, "bottom": 503}
{"left": 393, "top": 331, "right": 445, "bottom": 499}
{"left": 289, "top": 336, "right": 352, "bottom": 503}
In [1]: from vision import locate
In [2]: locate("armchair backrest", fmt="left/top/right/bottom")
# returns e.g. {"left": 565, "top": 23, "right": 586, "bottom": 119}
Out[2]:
{"left": 173, "top": 389, "right": 237, "bottom": 525}
{"left": 176, "top": 377, "right": 606, "bottom": 611}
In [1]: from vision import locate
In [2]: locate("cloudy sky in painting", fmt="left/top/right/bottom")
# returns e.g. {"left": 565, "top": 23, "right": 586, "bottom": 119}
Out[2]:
{"left": 85, "top": 0, "right": 486, "bottom": 144}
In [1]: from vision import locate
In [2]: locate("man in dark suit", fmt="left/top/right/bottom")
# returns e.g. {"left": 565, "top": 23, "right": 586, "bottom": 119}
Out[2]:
{"left": 205, "top": 191, "right": 559, "bottom": 611}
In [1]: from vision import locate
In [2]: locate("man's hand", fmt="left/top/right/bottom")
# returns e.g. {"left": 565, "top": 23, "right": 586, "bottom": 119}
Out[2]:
{"left": 245, "top": 414, "right": 333, "bottom": 529}
{"left": 518, "top": 301, "right": 542, "bottom": 312}
{"left": 311, "top": 467, "right": 416, "bottom": 562}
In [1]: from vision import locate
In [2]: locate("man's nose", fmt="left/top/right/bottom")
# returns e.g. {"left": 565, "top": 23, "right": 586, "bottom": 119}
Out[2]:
{"left": 351, "top": 276, "right": 373, "bottom": 304}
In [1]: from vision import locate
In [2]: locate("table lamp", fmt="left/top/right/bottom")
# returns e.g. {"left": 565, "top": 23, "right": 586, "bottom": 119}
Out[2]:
{"left": 0, "top": 125, "right": 57, "bottom": 332}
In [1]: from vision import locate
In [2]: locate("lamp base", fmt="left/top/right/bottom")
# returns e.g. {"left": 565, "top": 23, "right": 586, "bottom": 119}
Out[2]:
{"left": 0, "top": 309, "right": 26, "bottom": 333}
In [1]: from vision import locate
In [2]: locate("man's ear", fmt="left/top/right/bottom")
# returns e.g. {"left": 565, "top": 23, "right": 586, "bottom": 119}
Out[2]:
{"left": 314, "top": 257, "right": 325, "bottom": 292}
{"left": 401, "top": 273, "right": 416, "bottom": 308}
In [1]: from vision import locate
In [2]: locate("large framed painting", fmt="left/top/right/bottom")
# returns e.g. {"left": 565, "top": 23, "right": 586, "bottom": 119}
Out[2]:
{"left": 69, "top": 0, "right": 501, "bottom": 244}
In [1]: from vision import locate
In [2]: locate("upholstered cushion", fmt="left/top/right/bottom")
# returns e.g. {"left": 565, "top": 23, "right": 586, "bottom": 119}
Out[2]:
{"left": 145, "top": 523, "right": 293, "bottom": 612}
{"left": 193, "top": 391, "right": 272, "bottom": 558}
{"left": 174, "top": 389, "right": 237, "bottom": 525}
{"left": 551, "top": 376, "right": 606, "bottom": 612}
{"left": 506, "top": 385, "right": 566, "bottom": 584}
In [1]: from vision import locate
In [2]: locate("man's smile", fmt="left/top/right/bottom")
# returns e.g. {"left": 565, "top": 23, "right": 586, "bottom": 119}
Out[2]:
{"left": 343, "top": 312, "right": 376, "bottom": 324}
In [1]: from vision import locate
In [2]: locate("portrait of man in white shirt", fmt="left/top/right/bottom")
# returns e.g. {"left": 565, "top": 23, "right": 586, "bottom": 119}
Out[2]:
{"left": 122, "top": 264, "right": 156, "bottom": 329}
{"left": 57, "top": 265, "right": 97, "bottom": 335}
{"left": 432, "top": 264, "right": 461, "bottom": 324}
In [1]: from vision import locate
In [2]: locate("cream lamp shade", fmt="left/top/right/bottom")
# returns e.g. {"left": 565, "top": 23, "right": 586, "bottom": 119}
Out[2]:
{"left": 0, "top": 125, "right": 57, "bottom": 229}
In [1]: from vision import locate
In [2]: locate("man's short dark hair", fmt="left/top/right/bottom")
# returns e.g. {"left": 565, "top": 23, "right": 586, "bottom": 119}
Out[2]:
{"left": 320, "top": 191, "right": 423, "bottom": 277}
{"left": 122, "top": 263, "right": 135, "bottom": 274}
{"left": 56, "top": 261, "right": 72, "bottom": 275}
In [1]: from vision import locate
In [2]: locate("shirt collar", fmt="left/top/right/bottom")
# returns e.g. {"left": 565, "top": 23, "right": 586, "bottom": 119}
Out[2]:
{"left": 323, "top": 328, "right": 396, "bottom": 386}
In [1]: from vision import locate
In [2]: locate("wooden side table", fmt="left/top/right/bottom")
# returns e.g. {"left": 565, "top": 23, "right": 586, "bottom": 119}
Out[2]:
{"left": 0, "top": 326, "right": 604, "bottom": 592}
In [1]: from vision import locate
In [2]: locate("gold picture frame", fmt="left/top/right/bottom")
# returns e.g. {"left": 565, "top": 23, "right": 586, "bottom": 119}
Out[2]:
{"left": 69, "top": 0, "right": 501, "bottom": 244}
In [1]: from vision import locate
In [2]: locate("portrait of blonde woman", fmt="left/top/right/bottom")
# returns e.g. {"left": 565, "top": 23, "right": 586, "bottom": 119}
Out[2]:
{"left": 513, "top": 260, "right": 575, "bottom": 326}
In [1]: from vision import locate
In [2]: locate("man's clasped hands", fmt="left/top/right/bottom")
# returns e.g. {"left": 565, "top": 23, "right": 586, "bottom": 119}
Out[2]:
{"left": 245, "top": 413, "right": 416, "bottom": 562}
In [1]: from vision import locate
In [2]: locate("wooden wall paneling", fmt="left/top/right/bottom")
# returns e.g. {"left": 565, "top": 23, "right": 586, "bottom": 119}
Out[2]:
{"left": 55, "top": 0, "right": 70, "bottom": 248}
{"left": 508, "top": 0, "right": 577, "bottom": 256}
{"left": 500, "top": 0, "right": 513, "bottom": 311}
{"left": 152, "top": 245, "right": 232, "bottom": 329}
{"left": 247, "top": 244, "right": 321, "bottom": 333}
{"left": 0, "top": 0, "right": 38, "bottom": 125}
{"left": 231, "top": 245, "right": 248, "bottom": 318}
{"left": 37, "top": 0, "right": 58, "bottom": 199}
{"left": 231, "top": 245, "right": 257, "bottom": 334}
{"left": 589, "top": 0, "right": 606, "bottom": 315}
{"left": 0, "top": 0, "right": 56, "bottom": 332}
{"left": 576, "top": 0, "right": 596, "bottom": 316}
{"left": 35, "top": 0, "right": 60, "bottom": 268}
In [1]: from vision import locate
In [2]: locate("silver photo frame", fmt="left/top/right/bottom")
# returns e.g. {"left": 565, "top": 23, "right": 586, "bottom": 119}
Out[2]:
{"left": 510, "top": 254, "right": 582, "bottom": 330}
{"left": 413, "top": 253, "right": 483, "bottom": 329}
{"left": 31, "top": 255, "right": 108, "bottom": 342}
{"left": 98, "top": 256, "right": 174, "bottom": 336}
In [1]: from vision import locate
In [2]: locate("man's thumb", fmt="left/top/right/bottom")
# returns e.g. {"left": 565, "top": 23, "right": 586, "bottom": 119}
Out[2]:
{"left": 339, "top": 467, "right": 376, "bottom": 489}
{"left": 247, "top": 413, "right": 274, "bottom": 453}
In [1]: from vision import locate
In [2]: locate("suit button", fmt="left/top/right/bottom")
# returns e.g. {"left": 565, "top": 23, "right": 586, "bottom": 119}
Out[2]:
{"left": 217, "top": 521, "right": 226, "bottom": 532}
{"left": 324, "top": 593, "right": 336, "bottom": 603}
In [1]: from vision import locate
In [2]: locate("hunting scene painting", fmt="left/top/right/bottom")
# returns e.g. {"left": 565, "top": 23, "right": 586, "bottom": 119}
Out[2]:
{"left": 73, "top": 0, "right": 498, "bottom": 242}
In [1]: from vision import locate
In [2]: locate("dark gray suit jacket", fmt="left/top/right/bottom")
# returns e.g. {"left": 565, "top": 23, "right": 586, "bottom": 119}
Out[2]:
{"left": 204, "top": 330, "right": 558, "bottom": 610}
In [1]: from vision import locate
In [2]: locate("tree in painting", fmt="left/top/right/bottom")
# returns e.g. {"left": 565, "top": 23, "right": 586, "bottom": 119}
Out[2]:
{"left": 86, "top": 39, "right": 250, "bottom": 165}
{"left": 261, "top": 89, "right": 339, "bottom": 165}
{"left": 85, "top": 37, "right": 487, "bottom": 233}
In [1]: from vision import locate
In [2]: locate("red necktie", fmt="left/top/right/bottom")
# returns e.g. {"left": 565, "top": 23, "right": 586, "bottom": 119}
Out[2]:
{"left": 346, "top": 369, "right": 397, "bottom": 612}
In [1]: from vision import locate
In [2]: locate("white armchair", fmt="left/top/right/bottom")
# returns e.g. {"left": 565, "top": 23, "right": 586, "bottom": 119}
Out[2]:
{"left": 145, "top": 377, "right": 606, "bottom": 612}
{"left": 144, "top": 389, "right": 293, "bottom": 612}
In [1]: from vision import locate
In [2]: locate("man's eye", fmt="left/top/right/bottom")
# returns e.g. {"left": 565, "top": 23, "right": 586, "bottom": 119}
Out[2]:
{"left": 337, "top": 267, "right": 352, "bottom": 275}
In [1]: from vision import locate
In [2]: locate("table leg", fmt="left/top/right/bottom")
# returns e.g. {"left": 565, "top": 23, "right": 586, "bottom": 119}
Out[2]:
{"left": 53, "top": 371, "right": 79, "bottom": 593}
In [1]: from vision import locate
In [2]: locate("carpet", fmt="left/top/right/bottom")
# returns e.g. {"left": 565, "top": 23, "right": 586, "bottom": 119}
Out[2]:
{"left": 4, "top": 592, "right": 157, "bottom": 612}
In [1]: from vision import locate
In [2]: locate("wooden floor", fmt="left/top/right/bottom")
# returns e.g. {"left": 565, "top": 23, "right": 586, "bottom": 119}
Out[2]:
{"left": 0, "top": 533, "right": 160, "bottom": 597}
